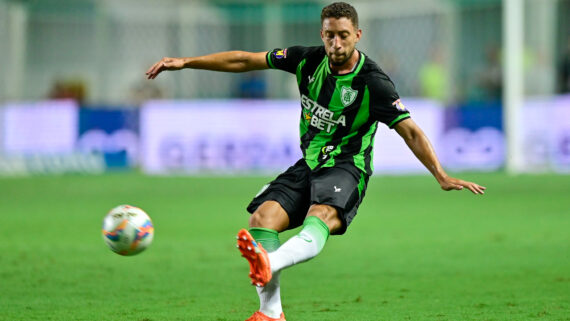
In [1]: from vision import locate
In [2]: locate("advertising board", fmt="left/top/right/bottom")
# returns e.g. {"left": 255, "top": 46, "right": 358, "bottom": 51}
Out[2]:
{"left": 140, "top": 99, "right": 444, "bottom": 175}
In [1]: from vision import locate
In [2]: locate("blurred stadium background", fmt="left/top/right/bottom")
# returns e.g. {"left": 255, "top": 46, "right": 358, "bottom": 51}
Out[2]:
{"left": 1, "top": 1, "right": 569, "bottom": 320}
{"left": 0, "top": 0, "right": 569, "bottom": 175}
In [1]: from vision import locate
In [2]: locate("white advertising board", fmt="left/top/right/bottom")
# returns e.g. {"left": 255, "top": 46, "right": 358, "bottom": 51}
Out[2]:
{"left": 373, "top": 98, "right": 444, "bottom": 174}
{"left": 520, "top": 95, "right": 570, "bottom": 173}
{"left": 140, "top": 99, "right": 444, "bottom": 175}
{"left": 140, "top": 100, "right": 302, "bottom": 174}
{"left": 2, "top": 100, "right": 78, "bottom": 153}
{"left": 0, "top": 100, "right": 105, "bottom": 175}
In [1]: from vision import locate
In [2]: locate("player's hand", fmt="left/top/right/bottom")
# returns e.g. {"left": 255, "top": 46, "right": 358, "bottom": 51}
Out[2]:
{"left": 438, "top": 176, "right": 486, "bottom": 195}
{"left": 146, "top": 57, "right": 186, "bottom": 79}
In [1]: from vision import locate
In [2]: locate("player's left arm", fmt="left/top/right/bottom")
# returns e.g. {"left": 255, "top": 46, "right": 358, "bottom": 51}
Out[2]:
{"left": 394, "top": 118, "right": 486, "bottom": 195}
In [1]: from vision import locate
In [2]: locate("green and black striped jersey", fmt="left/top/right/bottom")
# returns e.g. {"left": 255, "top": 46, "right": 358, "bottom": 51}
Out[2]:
{"left": 266, "top": 46, "right": 411, "bottom": 175}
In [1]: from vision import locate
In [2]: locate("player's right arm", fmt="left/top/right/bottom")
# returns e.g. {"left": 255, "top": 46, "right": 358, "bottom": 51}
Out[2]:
{"left": 367, "top": 73, "right": 485, "bottom": 195}
{"left": 145, "top": 51, "right": 268, "bottom": 79}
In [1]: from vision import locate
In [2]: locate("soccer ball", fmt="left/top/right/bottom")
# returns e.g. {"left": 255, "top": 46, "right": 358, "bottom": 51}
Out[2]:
{"left": 102, "top": 205, "right": 154, "bottom": 256}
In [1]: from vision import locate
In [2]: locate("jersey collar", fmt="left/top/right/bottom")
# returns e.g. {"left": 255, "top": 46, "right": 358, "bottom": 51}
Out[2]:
{"left": 326, "top": 50, "right": 365, "bottom": 78}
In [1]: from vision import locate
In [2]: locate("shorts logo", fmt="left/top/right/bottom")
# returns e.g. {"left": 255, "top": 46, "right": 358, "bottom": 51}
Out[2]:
{"left": 274, "top": 49, "right": 287, "bottom": 59}
{"left": 341, "top": 86, "right": 358, "bottom": 107}
{"left": 392, "top": 99, "right": 407, "bottom": 111}
{"left": 334, "top": 186, "right": 342, "bottom": 192}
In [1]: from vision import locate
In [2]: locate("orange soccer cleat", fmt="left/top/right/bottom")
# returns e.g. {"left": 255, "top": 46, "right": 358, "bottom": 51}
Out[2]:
{"left": 236, "top": 229, "right": 272, "bottom": 287}
{"left": 245, "top": 311, "right": 286, "bottom": 321}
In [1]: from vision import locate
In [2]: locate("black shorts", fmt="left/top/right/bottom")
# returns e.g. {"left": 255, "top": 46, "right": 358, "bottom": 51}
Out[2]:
{"left": 246, "top": 159, "right": 369, "bottom": 235}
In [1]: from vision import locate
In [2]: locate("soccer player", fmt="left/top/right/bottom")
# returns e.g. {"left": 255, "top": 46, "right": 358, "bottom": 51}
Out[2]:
{"left": 146, "top": 2, "right": 486, "bottom": 320}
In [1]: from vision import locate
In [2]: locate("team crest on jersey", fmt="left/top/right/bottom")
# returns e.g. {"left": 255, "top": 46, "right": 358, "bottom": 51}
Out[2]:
{"left": 341, "top": 86, "right": 358, "bottom": 107}
{"left": 392, "top": 99, "right": 407, "bottom": 111}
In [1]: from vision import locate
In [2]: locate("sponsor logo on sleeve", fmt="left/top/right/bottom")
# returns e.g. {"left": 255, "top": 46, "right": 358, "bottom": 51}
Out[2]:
{"left": 392, "top": 99, "right": 407, "bottom": 111}
{"left": 274, "top": 49, "right": 287, "bottom": 59}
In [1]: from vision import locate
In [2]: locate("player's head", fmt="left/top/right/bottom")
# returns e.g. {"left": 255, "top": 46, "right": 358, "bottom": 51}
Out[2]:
{"left": 320, "top": 2, "right": 362, "bottom": 67}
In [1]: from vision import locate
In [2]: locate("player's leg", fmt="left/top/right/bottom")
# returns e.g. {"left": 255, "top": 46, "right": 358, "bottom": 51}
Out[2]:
{"left": 248, "top": 201, "right": 288, "bottom": 319}
{"left": 249, "top": 200, "right": 290, "bottom": 232}
{"left": 238, "top": 160, "right": 311, "bottom": 320}
{"left": 238, "top": 202, "right": 297, "bottom": 320}
{"left": 238, "top": 205, "right": 341, "bottom": 320}
{"left": 266, "top": 204, "right": 336, "bottom": 273}
{"left": 246, "top": 200, "right": 287, "bottom": 286}
{"left": 237, "top": 201, "right": 286, "bottom": 287}
{"left": 266, "top": 166, "right": 367, "bottom": 274}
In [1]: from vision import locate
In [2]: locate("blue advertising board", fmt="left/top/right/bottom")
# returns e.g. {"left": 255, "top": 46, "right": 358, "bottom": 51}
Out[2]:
{"left": 441, "top": 102, "right": 505, "bottom": 171}
{"left": 77, "top": 108, "right": 139, "bottom": 169}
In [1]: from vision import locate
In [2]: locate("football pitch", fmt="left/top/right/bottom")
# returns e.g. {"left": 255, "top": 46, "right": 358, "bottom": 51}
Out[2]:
{"left": 1, "top": 172, "right": 568, "bottom": 321}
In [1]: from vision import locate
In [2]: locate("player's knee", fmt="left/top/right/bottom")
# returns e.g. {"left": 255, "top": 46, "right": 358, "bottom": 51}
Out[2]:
{"left": 249, "top": 201, "right": 289, "bottom": 231}
{"left": 249, "top": 211, "right": 287, "bottom": 231}
{"left": 249, "top": 211, "right": 267, "bottom": 227}
{"left": 307, "top": 204, "right": 343, "bottom": 233}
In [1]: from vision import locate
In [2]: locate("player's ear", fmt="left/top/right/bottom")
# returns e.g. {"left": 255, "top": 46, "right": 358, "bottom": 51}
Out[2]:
{"left": 355, "top": 28, "right": 362, "bottom": 42}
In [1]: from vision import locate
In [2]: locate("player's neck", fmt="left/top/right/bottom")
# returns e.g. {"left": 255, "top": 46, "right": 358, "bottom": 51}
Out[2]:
{"left": 330, "top": 50, "right": 360, "bottom": 75}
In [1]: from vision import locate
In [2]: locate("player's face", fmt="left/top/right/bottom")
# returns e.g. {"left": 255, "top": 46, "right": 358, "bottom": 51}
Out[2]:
{"left": 321, "top": 17, "right": 362, "bottom": 66}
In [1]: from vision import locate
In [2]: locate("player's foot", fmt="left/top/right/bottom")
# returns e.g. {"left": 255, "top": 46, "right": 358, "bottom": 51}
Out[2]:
{"left": 245, "top": 311, "right": 286, "bottom": 321}
{"left": 236, "top": 229, "right": 272, "bottom": 287}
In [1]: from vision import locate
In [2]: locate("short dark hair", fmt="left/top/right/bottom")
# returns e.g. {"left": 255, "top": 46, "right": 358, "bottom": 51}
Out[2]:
{"left": 321, "top": 2, "right": 359, "bottom": 29}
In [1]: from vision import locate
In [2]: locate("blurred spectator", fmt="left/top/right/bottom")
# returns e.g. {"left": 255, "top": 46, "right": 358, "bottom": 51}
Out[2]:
{"left": 130, "top": 80, "right": 164, "bottom": 106}
{"left": 524, "top": 49, "right": 553, "bottom": 96}
{"left": 478, "top": 45, "right": 503, "bottom": 102}
{"left": 419, "top": 46, "right": 449, "bottom": 103}
{"left": 559, "top": 37, "right": 570, "bottom": 94}
{"left": 236, "top": 72, "right": 266, "bottom": 99}
{"left": 49, "top": 79, "right": 87, "bottom": 104}
{"left": 378, "top": 52, "right": 407, "bottom": 96}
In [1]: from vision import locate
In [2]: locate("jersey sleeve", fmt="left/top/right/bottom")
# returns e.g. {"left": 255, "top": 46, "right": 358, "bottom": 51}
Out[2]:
{"left": 266, "top": 46, "right": 310, "bottom": 74}
{"left": 368, "top": 74, "right": 411, "bottom": 128}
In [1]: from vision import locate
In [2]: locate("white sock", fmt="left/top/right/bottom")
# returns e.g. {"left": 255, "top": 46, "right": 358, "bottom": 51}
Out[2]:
{"left": 249, "top": 227, "right": 283, "bottom": 319}
{"left": 256, "top": 271, "right": 282, "bottom": 318}
{"left": 268, "top": 218, "right": 329, "bottom": 273}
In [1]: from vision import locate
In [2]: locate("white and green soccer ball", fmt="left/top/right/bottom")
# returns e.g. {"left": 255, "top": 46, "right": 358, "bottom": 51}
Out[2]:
{"left": 102, "top": 205, "right": 154, "bottom": 256}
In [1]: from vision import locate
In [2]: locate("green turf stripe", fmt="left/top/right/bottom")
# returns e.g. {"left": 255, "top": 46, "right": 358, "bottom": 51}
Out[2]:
{"left": 2, "top": 173, "right": 569, "bottom": 320}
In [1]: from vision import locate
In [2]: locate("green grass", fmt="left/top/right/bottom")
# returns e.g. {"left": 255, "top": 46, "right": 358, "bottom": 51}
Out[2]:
{"left": 0, "top": 172, "right": 569, "bottom": 321}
